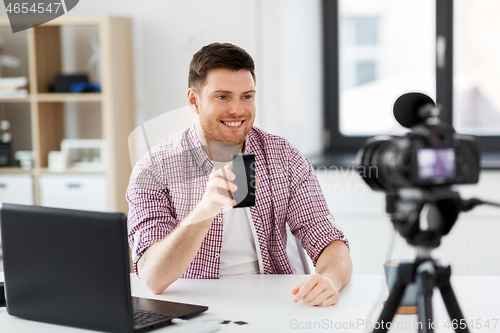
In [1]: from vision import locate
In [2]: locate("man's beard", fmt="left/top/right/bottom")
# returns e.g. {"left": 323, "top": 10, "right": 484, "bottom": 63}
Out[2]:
{"left": 198, "top": 109, "right": 253, "bottom": 147}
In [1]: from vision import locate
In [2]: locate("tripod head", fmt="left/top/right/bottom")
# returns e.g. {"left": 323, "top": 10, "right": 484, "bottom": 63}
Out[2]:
{"left": 386, "top": 186, "right": 500, "bottom": 250}
{"left": 385, "top": 187, "right": 461, "bottom": 249}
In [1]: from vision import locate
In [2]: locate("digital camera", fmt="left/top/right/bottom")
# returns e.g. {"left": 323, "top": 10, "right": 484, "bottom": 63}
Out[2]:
{"left": 356, "top": 93, "right": 481, "bottom": 191}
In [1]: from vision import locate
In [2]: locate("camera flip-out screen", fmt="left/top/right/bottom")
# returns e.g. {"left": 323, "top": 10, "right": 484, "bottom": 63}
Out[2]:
{"left": 417, "top": 148, "right": 456, "bottom": 179}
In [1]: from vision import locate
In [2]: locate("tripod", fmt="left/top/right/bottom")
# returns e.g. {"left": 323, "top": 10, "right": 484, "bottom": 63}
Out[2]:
{"left": 375, "top": 256, "right": 468, "bottom": 333}
{"left": 372, "top": 187, "right": 500, "bottom": 333}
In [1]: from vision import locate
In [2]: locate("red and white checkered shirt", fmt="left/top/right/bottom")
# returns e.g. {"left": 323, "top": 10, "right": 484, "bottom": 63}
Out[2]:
{"left": 126, "top": 125, "right": 349, "bottom": 278}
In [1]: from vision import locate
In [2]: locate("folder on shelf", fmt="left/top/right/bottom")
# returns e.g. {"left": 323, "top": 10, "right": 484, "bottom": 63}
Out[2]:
{"left": 0, "top": 77, "right": 28, "bottom": 89}
{"left": 0, "top": 89, "right": 28, "bottom": 99}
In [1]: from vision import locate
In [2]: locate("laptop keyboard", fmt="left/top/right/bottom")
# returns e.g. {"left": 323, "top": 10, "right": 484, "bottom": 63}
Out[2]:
{"left": 133, "top": 308, "right": 174, "bottom": 329}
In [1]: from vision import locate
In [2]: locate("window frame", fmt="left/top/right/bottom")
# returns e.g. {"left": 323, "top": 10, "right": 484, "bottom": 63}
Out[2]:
{"left": 322, "top": 0, "right": 500, "bottom": 165}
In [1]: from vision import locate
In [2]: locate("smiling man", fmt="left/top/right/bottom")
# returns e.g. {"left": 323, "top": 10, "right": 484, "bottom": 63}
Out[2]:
{"left": 126, "top": 43, "right": 352, "bottom": 307}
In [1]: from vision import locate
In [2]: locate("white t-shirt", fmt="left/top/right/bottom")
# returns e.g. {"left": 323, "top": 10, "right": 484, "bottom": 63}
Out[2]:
{"left": 212, "top": 160, "right": 261, "bottom": 275}
{"left": 220, "top": 207, "right": 260, "bottom": 275}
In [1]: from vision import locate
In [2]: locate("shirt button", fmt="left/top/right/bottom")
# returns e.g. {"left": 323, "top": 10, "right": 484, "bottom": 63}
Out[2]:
{"left": 215, "top": 253, "right": 220, "bottom": 258}
{"left": 218, "top": 217, "right": 222, "bottom": 222}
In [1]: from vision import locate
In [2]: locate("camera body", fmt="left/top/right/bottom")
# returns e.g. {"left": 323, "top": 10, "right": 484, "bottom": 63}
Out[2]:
{"left": 357, "top": 93, "right": 481, "bottom": 191}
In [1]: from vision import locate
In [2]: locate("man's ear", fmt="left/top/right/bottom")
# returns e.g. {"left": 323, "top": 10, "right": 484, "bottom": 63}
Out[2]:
{"left": 187, "top": 88, "right": 200, "bottom": 115}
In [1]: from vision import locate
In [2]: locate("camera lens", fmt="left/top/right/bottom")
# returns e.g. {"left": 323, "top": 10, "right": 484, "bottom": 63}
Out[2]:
{"left": 357, "top": 136, "right": 412, "bottom": 191}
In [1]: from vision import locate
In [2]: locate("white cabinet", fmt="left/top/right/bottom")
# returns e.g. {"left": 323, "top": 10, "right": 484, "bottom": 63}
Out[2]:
{"left": 39, "top": 174, "right": 108, "bottom": 212}
{"left": 0, "top": 175, "right": 34, "bottom": 205}
{"left": 0, "top": 175, "right": 33, "bottom": 268}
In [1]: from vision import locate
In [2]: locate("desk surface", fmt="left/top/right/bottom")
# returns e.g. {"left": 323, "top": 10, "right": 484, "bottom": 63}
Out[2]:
{"left": 1, "top": 272, "right": 499, "bottom": 332}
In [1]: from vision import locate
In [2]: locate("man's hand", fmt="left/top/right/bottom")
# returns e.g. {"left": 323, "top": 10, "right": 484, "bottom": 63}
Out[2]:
{"left": 291, "top": 274, "right": 340, "bottom": 307}
{"left": 197, "top": 164, "right": 237, "bottom": 219}
{"left": 292, "top": 240, "right": 352, "bottom": 307}
{"left": 196, "top": 163, "right": 260, "bottom": 221}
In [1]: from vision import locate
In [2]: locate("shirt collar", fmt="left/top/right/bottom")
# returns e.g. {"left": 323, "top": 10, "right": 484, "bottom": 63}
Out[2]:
{"left": 244, "top": 127, "right": 257, "bottom": 155}
{"left": 186, "top": 125, "right": 212, "bottom": 170}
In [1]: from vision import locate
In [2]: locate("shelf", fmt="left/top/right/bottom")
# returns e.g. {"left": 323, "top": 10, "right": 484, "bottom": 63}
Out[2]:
{"left": 38, "top": 167, "right": 106, "bottom": 175}
{"left": 0, "top": 167, "right": 107, "bottom": 175}
{"left": 0, "top": 167, "right": 33, "bottom": 175}
{"left": 0, "top": 94, "right": 103, "bottom": 103}
{"left": 0, "top": 16, "right": 112, "bottom": 28}
{"left": 36, "top": 93, "right": 102, "bottom": 102}
{"left": 0, "top": 16, "right": 134, "bottom": 213}
{"left": 0, "top": 97, "right": 31, "bottom": 103}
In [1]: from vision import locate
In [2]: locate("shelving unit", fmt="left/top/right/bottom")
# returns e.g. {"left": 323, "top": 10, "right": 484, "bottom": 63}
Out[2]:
{"left": 0, "top": 16, "right": 135, "bottom": 214}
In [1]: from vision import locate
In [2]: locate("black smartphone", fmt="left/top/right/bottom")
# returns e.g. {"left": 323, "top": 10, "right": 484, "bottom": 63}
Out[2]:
{"left": 0, "top": 281, "right": 5, "bottom": 307}
{"left": 231, "top": 154, "right": 256, "bottom": 207}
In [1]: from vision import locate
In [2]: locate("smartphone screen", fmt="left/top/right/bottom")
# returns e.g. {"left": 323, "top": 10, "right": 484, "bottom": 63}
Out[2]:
{"left": 231, "top": 154, "right": 256, "bottom": 207}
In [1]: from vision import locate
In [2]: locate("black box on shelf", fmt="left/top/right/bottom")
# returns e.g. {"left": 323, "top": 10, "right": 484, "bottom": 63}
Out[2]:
{"left": 0, "top": 143, "right": 11, "bottom": 167}
{"left": 52, "top": 74, "right": 89, "bottom": 93}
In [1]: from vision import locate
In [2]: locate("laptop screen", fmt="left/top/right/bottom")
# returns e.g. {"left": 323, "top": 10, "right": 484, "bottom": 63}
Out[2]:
{"left": 0, "top": 203, "right": 134, "bottom": 333}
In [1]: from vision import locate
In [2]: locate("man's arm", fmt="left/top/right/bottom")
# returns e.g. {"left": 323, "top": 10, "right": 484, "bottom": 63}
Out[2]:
{"left": 292, "top": 240, "right": 352, "bottom": 306}
{"left": 315, "top": 240, "right": 353, "bottom": 291}
{"left": 281, "top": 143, "right": 352, "bottom": 306}
{"left": 137, "top": 164, "right": 237, "bottom": 294}
{"left": 138, "top": 206, "right": 214, "bottom": 294}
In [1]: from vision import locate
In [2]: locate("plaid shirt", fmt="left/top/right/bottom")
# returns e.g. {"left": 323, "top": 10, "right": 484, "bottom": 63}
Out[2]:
{"left": 126, "top": 125, "right": 349, "bottom": 278}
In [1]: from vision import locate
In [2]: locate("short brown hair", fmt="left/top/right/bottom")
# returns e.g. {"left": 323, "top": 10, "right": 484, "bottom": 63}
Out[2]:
{"left": 188, "top": 42, "right": 256, "bottom": 91}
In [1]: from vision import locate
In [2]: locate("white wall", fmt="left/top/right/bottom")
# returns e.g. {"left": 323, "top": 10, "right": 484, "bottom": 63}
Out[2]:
{"left": 260, "top": 0, "right": 324, "bottom": 155}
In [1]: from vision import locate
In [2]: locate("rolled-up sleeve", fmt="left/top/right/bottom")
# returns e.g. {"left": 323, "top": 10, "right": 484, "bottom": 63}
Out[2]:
{"left": 126, "top": 155, "right": 177, "bottom": 276}
{"left": 285, "top": 146, "right": 349, "bottom": 266}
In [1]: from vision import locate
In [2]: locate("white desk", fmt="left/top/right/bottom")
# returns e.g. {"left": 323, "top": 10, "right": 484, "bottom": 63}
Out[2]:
{"left": 1, "top": 273, "right": 499, "bottom": 332}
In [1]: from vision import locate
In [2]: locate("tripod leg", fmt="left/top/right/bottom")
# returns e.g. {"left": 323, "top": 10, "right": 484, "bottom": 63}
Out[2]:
{"left": 416, "top": 266, "right": 435, "bottom": 333}
{"left": 373, "top": 263, "right": 413, "bottom": 333}
{"left": 437, "top": 266, "right": 470, "bottom": 333}
{"left": 373, "top": 279, "right": 406, "bottom": 333}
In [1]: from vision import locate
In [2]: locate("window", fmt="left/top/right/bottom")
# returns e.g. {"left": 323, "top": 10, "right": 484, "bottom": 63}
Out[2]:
{"left": 341, "top": 17, "right": 380, "bottom": 89}
{"left": 454, "top": 0, "right": 500, "bottom": 136}
{"left": 323, "top": 0, "right": 500, "bottom": 166}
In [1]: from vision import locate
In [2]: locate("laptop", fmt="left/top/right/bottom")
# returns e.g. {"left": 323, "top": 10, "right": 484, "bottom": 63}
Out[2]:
{"left": 0, "top": 203, "right": 208, "bottom": 333}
